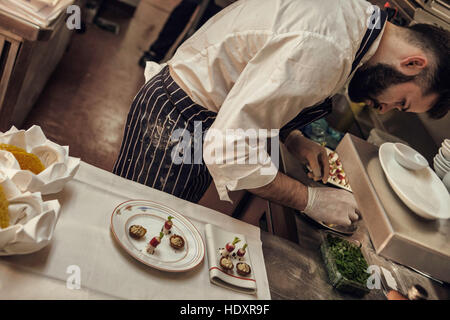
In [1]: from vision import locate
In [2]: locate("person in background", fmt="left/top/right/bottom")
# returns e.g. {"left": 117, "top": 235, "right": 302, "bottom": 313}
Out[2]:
{"left": 139, "top": 0, "right": 236, "bottom": 67}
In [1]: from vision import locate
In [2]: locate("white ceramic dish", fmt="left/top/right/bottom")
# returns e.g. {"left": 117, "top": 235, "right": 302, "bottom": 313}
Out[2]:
{"left": 433, "top": 160, "right": 447, "bottom": 179}
{"left": 393, "top": 143, "right": 428, "bottom": 170}
{"left": 443, "top": 172, "right": 450, "bottom": 192}
{"left": 379, "top": 143, "right": 450, "bottom": 220}
{"left": 441, "top": 145, "right": 450, "bottom": 161}
{"left": 435, "top": 154, "right": 450, "bottom": 170}
{"left": 110, "top": 200, "right": 205, "bottom": 272}
{"left": 443, "top": 139, "right": 450, "bottom": 148}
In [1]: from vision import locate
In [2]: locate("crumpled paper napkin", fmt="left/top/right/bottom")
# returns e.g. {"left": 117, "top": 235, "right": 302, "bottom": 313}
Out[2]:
{"left": 0, "top": 125, "right": 80, "bottom": 194}
{"left": 0, "top": 172, "right": 60, "bottom": 255}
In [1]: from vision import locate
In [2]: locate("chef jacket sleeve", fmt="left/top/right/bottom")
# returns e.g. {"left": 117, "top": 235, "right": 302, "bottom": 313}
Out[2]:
{"left": 204, "top": 32, "right": 351, "bottom": 201}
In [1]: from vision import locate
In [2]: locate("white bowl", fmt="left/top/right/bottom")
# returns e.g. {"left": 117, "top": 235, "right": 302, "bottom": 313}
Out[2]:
{"left": 443, "top": 139, "right": 450, "bottom": 148}
{"left": 393, "top": 143, "right": 428, "bottom": 170}
{"left": 443, "top": 171, "right": 450, "bottom": 192}
{"left": 435, "top": 154, "right": 450, "bottom": 171}
{"left": 441, "top": 144, "right": 450, "bottom": 161}
{"left": 438, "top": 148, "right": 450, "bottom": 164}
{"left": 434, "top": 159, "right": 448, "bottom": 179}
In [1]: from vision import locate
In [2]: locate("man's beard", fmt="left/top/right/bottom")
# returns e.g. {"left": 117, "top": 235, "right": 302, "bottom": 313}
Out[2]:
{"left": 348, "top": 63, "right": 416, "bottom": 107}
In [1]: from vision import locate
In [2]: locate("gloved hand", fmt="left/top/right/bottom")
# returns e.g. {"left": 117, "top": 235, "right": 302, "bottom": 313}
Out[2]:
{"left": 302, "top": 186, "right": 359, "bottom": 226}
{"left": 285, "top": 131, "right": 329, "bottom": 184}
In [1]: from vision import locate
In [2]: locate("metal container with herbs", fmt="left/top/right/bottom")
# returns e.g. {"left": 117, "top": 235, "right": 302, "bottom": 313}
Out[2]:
{"left": 320, "top": 232, "right": 370, "bottom": 296}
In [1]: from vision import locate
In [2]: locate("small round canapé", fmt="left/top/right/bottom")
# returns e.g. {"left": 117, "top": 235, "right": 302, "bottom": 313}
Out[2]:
{"left": 220, "top": 256, "right": 234, "bottom": 271}
{"left": 236, "top": 262, "right": 251, "bottom": 276}
{"left": 129, "top": 225, "right": 147, "bottom": 239}
{"left": 169, "top": 234, "right": 185, "bottom": 249}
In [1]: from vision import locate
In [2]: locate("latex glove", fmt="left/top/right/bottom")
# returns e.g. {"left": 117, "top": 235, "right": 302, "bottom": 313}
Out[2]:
{"left": 303, "top": 187, "right": 359, "bottom": 226}
{"left": 285, "top": 131, "right": 329, "bottom": 184}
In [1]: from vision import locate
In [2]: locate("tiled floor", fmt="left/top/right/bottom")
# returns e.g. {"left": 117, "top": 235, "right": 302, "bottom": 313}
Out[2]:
{"left": 22, "top": 0, "right": 179, "bottom": 171}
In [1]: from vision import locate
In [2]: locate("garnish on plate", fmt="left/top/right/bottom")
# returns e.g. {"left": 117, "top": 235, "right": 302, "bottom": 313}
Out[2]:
{"left": 169, "top": 234, "right": 185, "bottom": 250}
{"left": 163, "top": 216, "right": 174, "bottom": 235}
{"left": 220, "top": 237, "right": 241, "bottom": 257}
{"left": 220, "top": 256, "right": 234, "bottom": 271}
{"left": 146, "top": 232, "right": 164, "bottom": 254}
{"left": 236, "top": 243, "right": 248, "bottom": 259}
{"left": 236, "top": 262, "right": 251, "bottom": 276}
{"left": 129, "top": 225, "right": 147, "bottom": 239}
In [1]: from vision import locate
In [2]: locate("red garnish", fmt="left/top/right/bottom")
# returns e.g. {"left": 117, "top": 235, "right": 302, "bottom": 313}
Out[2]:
{"left": 226, "top": 237, "right": 241, "bottom": 252}
{"left": 237, "top": 243, "right": 248, "bottom": 257}
{"left": 336, "top": 159, "right": 341, "bottom": 166}
{"left": 149, "top": 232, "right": 164, "bottom": 247}
{"left": 164, "top": 216, "right": 174, "bottom": 230}
{"left": 337, "top": 174, "right": 345, "bottom": 180}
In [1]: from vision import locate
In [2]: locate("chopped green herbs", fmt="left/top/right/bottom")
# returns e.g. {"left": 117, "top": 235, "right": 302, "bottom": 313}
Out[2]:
{"left": 326, "top": 234, "right": 369, "bottom": 285}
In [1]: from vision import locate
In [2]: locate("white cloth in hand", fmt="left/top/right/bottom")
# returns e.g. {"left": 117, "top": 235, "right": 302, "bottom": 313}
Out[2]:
{"left": 303, "top": 187, "right": 359, "bottom": 226}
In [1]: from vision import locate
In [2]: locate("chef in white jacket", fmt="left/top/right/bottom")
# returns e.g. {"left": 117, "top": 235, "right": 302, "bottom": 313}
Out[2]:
{"left": 114, "top": 0, "right": 449, "bottom": 226}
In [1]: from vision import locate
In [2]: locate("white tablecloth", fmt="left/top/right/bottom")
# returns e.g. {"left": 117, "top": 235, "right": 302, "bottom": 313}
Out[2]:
{"left": 0, "top": 162, "right": 271, "bottom": 300}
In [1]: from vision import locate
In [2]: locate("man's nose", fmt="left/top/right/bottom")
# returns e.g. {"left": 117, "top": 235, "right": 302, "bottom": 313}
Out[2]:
{"left": 365, "top": 100, "right": 374, "bottom": 107}
{"left": 378, "top": 103, "right": 392, "bottom": 114}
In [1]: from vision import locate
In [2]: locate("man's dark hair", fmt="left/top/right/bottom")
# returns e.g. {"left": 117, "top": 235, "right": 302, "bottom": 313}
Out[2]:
{"left": 406, "top": 23, "right": 449, "bottom": 119}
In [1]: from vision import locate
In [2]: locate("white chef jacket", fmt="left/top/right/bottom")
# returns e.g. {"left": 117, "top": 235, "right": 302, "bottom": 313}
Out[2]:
{"left": 144, "top": 0, "right": 386, "bottom": 201}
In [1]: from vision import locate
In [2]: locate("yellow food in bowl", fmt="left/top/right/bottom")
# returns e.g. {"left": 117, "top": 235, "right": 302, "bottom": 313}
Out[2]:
{"left": 0, "top": 143, "right": 45, "bottom": 174}
{"left": 0, "top": 185, "right": 9, "bottom": 229}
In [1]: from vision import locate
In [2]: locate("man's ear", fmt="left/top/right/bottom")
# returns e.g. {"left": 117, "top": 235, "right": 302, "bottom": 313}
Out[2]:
{"left": 399, "top": 56, "right": 428, "bottom": 75}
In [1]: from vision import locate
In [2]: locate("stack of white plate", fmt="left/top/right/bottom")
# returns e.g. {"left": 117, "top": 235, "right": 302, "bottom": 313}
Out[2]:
{"left": 0, "top": 0, "right": 73, "bottom": 28}
{"left": 434, "top": 139, "right": 450, "bottom": 180}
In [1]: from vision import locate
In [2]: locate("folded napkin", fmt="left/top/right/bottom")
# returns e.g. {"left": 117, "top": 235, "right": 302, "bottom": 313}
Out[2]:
{"left": 0, "top": 126, "right": 80, "bottom": 195}
{"left": 205, "top": 224, "right": 257, "bottom": 295}
{"left": 0, "top": 172, "right": 60, "bottom": 256}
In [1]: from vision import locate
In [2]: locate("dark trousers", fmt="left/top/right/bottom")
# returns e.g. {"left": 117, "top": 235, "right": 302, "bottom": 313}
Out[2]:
{"left": 149, "top": 0, "right": 222, "bottom": 60}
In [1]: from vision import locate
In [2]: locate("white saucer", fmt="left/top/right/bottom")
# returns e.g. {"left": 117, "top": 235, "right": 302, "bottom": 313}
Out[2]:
{"left": 379, "top": 143, "right": 450, "bottom": 220}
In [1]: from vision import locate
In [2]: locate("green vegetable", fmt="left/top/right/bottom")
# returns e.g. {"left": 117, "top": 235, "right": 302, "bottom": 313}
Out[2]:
{"left": 326, "top": 234, "right": 369, "bottom": 285}
{"left": 232, "top": 237, "right": 241, "bottom": 245}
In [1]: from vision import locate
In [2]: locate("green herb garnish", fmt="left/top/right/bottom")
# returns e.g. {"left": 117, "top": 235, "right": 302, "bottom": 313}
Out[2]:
{"left": 326, "top": 234, "right": 369, "bottom": 285}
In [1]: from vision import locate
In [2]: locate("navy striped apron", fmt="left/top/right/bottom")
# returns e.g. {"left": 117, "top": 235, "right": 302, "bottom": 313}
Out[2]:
{"left": 113, "top": 66, "right": 216, "bottom": 203}
{"left": 114, "top": 8, "right": 387, "bottom": 203}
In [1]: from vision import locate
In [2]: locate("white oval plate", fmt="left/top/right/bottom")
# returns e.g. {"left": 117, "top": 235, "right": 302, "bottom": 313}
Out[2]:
{"left": 110, "top": 200, "right": 205, "bottom": 272}
{"left": 379, "top": 143, "right": 450, "bottom": 220}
